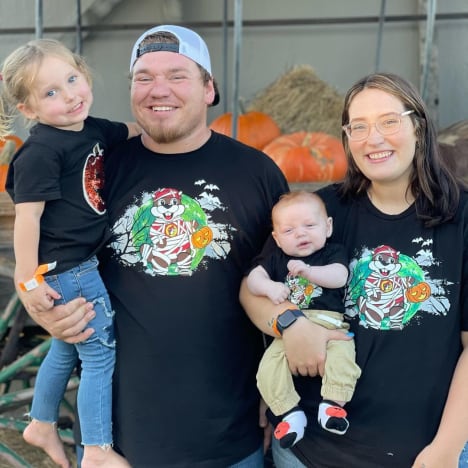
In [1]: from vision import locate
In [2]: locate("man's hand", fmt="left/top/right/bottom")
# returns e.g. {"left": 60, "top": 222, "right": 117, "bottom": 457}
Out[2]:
{"left": 282, "top": 318, "right": 352, "bottom": 377}
{"left": 27, "top": 296, "right": 96, "bottom": 343}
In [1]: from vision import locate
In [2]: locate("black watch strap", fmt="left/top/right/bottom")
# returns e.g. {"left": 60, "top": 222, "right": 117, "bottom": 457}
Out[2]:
{"left": 275, "top": 309, "right": 305, "bottom": 336}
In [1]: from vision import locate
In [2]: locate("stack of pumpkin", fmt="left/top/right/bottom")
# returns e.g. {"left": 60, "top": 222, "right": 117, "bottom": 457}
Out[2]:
{"left": 209, "top": 111, "right": 347, "bottom": 184}
{"left": 209, "top": 65, "right": 347, "bottom": 185}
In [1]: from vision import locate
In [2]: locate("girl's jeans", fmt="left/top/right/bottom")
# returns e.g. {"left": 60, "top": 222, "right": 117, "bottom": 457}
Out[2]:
{"left": 460, "top": 443, "right": 468, "bottom": 467}
{"left": 30, "top": 256, "right": 116, "bottom": 446}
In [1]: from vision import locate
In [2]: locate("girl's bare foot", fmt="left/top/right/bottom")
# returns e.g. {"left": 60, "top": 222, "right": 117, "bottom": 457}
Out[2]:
{"left": 82, "top": 446, "right": 131, "bottom": 468}
{"left": 23, "top": 419, "right": 71, "bottom": 468}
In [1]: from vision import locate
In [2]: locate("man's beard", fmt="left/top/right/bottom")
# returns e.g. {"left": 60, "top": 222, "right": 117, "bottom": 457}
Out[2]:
{"left": 145, "top": 124, "right": 184, "bottom": 144}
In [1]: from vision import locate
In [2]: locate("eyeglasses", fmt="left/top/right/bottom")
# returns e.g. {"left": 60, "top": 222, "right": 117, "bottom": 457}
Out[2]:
{"left": 342, "top": 110, "right": 415, "bottom": 141}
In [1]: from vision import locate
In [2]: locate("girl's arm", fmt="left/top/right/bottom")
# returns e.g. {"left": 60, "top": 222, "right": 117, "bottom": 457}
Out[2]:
{"left": 14, "top": 201, "right": 44, "bottom": 281}
{"left": 14, "top": 202, "right": 60, "bottom": 313}
{"left": 13, "top": 202, "right": 94, "bottom": 342}
{"left": 412, "top": 331, "right": 468, "bottom": 467}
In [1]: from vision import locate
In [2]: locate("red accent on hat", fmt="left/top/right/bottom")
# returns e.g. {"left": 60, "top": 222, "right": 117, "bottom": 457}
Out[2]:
{"left": 152, "top": 188, "right": 181, "bottom": 202}
{"left": 373, "top": 245, "right": 399, "bottom": 260}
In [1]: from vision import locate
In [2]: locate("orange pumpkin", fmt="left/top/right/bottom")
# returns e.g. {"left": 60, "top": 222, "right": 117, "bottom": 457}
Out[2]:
{"left": 0, "top": 135, "right": 23, "bottom": 192}
{"left": 405, "top": 281, "right": 431, "bottom": 303}
{"left": 262, "top": 131, "right": 347, "bottom": 183}
{"left": 209, "top": 111, "right": 281, "bottom": 150}
{"left": 191, "top": 226, "right": 213, "bottom": 249}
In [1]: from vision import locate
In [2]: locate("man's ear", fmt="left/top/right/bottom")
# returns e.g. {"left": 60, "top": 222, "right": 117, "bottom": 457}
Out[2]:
{"left": 17, "top": 102, "right": 36, "bottom": 120}
{"left": 205, "top": 79, "right": 216, "bottom": 106}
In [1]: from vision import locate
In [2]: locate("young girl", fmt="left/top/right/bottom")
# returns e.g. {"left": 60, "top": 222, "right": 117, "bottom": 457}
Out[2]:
{"left": 1, "top": 38, "right": 139, "bottom": 468}
{"left": 241, "top": 72, "right": 468, "bottom": 467}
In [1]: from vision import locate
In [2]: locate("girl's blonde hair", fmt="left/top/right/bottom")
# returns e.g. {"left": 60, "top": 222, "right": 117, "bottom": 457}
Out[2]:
{"left": 0, "top": 38, "right": 92, "bottom": 139}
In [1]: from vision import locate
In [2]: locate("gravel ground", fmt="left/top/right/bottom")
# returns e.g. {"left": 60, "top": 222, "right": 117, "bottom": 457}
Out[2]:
{"left": 0, "top": 325, "right": 77, "bottom": 468}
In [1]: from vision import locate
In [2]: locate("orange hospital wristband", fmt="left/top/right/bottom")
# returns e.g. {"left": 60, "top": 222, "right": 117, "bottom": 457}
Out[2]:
{"left": 18, "top": 262, "right": 57, "bottom": 292}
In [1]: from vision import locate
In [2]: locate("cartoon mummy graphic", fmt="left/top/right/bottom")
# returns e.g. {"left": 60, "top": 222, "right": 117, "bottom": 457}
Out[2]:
{"left": 346, "top": 243, "right": 447, "bottom": 330}
{"left": 139, "top": 188, "right": 199, "bottom": 275}
{"left": 109, "top": 182, "right": 234, "bottom": 276}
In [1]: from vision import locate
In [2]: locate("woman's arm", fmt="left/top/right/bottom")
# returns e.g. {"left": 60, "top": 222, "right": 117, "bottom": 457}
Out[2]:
{"left": 240, "top": 278, "right": 350, "bottom": 377}
{"left": 412, "top": 331, "right": 468, "bottom": 467}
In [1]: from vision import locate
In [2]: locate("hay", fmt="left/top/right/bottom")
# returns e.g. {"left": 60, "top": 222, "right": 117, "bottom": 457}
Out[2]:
{"left": 438, "top": 120, "right": 468, "bottom": 184}
{"left": 247, "top": 65, "right": 344, "bottom": 138}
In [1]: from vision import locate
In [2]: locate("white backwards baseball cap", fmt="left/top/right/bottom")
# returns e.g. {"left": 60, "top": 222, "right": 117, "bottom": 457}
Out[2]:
{"left": 129, "top": 24, "right": 219, "bottom": 106}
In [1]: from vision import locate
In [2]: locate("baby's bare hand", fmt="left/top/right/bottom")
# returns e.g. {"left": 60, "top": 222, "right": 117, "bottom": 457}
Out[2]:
{"left": 266, "top": 282, "right": 290, "bottom": 304}
{"left": 287, "top": 259, "right": 308, "bottom": 276}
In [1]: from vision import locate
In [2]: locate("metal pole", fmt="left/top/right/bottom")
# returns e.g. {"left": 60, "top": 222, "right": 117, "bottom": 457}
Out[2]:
{"left": 231, "top": 0, "right": 243, "bottom": 139}
{"left": 35, "top": 0, "right": 43, "bottom": 39}
{"left": 76, "top": 0, "right": 83, "bottom": 54}
{"left": 222, "top": 0, "right": 229, "bottom": 114}
{"left": 1, "top": 13, "right": 467, "bottom": 36}
{"left": 420, "top": 0, "right": 437, "bottom": 101}
{"left": 375, "top": 0, "right": 386, "bottom": 71}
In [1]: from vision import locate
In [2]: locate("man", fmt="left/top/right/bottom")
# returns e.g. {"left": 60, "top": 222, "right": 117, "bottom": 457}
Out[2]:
{"left": 27, "top": 25, "right": 289, "bottom": 467}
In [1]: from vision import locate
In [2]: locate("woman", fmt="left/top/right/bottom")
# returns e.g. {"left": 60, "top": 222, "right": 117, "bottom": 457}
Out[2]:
{"left": 241, "top": 72, "right": 468, "bottom": 468}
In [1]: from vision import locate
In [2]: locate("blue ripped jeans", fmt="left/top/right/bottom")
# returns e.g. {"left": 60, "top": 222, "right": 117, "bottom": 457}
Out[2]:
{"left": 460, "top": 443, "right": 468, "bottom": 467}
{"left": 30, "top": 256, "right": 116, "bottom": 446}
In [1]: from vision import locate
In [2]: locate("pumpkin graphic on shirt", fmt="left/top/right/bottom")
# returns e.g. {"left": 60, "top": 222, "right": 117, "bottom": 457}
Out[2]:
{"left": 83, "top": 143, "right": 105, "bottom": 214}
{"left": 286, "top": 273, "right": 319, "bottom": 308}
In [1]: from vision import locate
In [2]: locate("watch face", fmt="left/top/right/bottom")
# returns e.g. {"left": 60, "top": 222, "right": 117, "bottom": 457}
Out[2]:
{"left": 278, "top": 310, "right": 298, "bottom": 329}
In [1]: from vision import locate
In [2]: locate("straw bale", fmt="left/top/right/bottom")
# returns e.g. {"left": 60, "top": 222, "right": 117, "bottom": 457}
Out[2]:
{"left": 247, "top": 65, "right": 344, "bottom": 138}
{"left": 438, "top": 120, "right": 468, "bottom": 184}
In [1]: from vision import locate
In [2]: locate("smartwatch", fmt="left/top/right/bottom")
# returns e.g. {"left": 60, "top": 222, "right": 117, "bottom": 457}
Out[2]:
{"left": 273, "top": 309, "right": 305, "bottom": 336}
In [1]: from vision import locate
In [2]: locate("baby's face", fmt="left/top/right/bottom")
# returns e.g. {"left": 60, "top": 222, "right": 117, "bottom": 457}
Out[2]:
{"left": 272, "top": 200, "right": 332, "bottom": 257}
